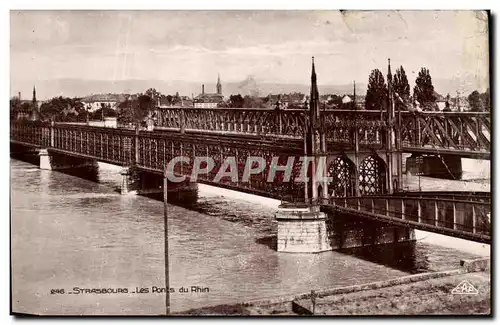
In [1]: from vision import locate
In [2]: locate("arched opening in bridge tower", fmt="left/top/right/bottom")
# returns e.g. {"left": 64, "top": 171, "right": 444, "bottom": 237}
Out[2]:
{"left": 327, "top": 156, "right": 356, "bottom": 197}
{"left": 359, "top": 154, "right": 387, "bottom": 195}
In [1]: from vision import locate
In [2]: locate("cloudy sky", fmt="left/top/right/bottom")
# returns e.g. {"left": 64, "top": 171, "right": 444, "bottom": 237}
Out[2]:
{"left": 10, "top": 10, "right": 489, "bottom": 97}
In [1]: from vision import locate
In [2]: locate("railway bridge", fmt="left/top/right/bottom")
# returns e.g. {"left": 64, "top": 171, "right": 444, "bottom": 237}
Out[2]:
{"left": 10, "top": 59, "right": 491, "bottom": 252}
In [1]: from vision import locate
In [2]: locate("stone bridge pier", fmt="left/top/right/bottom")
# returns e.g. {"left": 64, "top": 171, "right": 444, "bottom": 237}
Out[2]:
{"left": 276, "top": 204, "right": 415, "bottom": 253}
{"left": 10, "top": 142, "right": 97, "bottom": 172}
{"left": 120, "top": 168, "right": 198, "bottom": 205}
{"left": 276, "top": 204, "right": 330, "bottom": 253}
{"left": 38, "top": 149, "right": 98, "bottom": 171}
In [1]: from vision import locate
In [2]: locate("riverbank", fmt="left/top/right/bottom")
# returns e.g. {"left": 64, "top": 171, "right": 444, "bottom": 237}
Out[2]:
{"left": 292, "top": 271, "right": 490, "bottom": 315}
{"left": 178, "top": 259, "right": 490, "bottom": 316}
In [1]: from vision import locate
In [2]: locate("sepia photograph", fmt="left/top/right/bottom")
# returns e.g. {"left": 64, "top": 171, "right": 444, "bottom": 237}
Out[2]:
{"left": 9, "top": 9, "right": 491, "bottom": 316}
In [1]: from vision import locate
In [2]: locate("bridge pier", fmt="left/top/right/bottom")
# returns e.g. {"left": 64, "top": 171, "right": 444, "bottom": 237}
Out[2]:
{"left": 276, "top": 204, "right": 416, "bottom": 253}
{"left": 38, "top": 149, "right": 51, "bottom": 170}
{"left": 406, "top": 154, "right": 462, "bottom": 179}
{"left": 276, "top": 204, "right": 331, "bottom": 253}
{"left": 120, "top": 167, "right": 164, "bottom": 195}
{"left": 120, "top": 168, "right": 198, "bottom": 204}
{"left": 38, "top": 149, "right": 97, "bottom": 171}
{"left": 120, "top": 167, "right": 132, "bottom": 195}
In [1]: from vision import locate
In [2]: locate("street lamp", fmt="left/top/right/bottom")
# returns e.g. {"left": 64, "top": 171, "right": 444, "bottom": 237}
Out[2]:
{"left": 163, "top": 166, "right": 171, "bottom": 315}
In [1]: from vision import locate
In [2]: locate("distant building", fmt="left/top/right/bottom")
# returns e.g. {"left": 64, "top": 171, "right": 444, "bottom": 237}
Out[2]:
{"left": 266, "top": 93, "right": 307, "bottom": 109}
{"left": 267, "top": 94, "right": 288, "bottom": 109}
{"left": 194, "top": 74, "right": 224, "bottom": 108}
{"left": 81, "top": 93, "right": 127, "bottom": 112}
{"left": 341, "top": 95, "right": 352, "bottom": 104}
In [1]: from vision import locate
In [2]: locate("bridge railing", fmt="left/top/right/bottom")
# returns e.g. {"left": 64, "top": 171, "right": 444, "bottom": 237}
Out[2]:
{"left": 328, "top": 195, "right": 491, "bottom": 239}
{"left": 393, "top": 191, "right": 491, "bottom": 203}
{"left": 11, "top": 121, "right": 138, "bottom": 166}
{"left": 155, "top": 107, "right": 308, "bottom": 138}
{"left": 154, "top": 107, "right": 491, "bottom": 155}
{"left": 155, "top": 107, "right": 390, "bottom": 150}
{"left": 51, "top": 123, "right": 137, "bottom": 166}
{"left": 399, "top": 111, "right": 491, "bottom": 153}
{"left": 10, "top": 120, "right": 52, "bottom": 147}
{"left": 323, "top": 110, "right": 387, "bottom": 150}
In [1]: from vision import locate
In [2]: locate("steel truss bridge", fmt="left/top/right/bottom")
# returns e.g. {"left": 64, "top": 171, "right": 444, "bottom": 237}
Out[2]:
{"left": 10, "top": 106, "right": 491, "bottom": 243}
{"left": 9, "top": 60, "right": 491, "bottom": 245}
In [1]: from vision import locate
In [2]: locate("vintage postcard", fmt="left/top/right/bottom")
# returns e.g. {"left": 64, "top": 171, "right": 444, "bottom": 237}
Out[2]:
{"left": 10, "top": 10, "right": 491, "bottom": 316}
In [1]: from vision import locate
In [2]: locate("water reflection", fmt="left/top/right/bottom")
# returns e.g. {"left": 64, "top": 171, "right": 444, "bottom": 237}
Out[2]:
{"left": 338, "top": 241, "right": 429, "bottom": 274}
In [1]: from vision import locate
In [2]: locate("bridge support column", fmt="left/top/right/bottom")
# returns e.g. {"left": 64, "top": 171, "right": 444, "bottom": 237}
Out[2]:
{"left": 39, "top": 149, "right": 52, "bottom": 170}
{"left": 276, "top": 204, "right": 331, "bottom": 253}
{"left": 165, "top": 179, "right": 198, "bottom": 205}
{"left": 38, "top": 149, "right": 97, "bottom": 171}
{"left": 120, "top": 167, "right": 132, "bottom": 195}
{"left": 121, "top": 169, "right": 199, "bottom": 204}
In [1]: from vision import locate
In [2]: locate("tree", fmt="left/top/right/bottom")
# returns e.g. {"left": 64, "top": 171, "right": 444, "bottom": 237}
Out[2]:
{"left": 480, "top": 88, "right": 490, "bottom": 111}
{"left": 468, "top": 90, "right": 483, "bottom": 112}
{"left": 243, "top": 95, "right": 266, "bottom": 108}
{"left": 365, "top": 69, "right": 387, "bottom": 110}
{"left": 145, "top": 88, "right": 160, "bottom": 101}
{"left": 393, "top": 65, "right": 410, "bottom": 110}
{"left": 138, "top": 94, "right": 153, "bottom": 112}
{"left": 39, "top": 96, "right": 86, "bottom": 122}
{"left": 413, "top": 68, "right": 437, "bottom": 110}
{"left": 91, "top": 103, "right": 116, "bottom": 120}
{"left": 117, "top": 94, "right": 153, "bottom": 127}
{"left": 229, "top": 94, "right": 244, "bottom": 108}
{"left": 10, "top": 97, "right": 21, "bottom": 119}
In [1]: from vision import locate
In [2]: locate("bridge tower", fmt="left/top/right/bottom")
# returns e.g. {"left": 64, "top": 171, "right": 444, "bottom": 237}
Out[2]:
{"left": 305, "top": 56, "right": 328, "bottom": 202}
{"left": 386, "top": 58, "right": 403, "bottom": 193}
{"left": 275, "top": 57, "right": 331, "bottom": 253}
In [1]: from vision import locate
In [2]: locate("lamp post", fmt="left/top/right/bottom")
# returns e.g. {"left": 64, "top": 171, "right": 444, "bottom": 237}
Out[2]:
{"left": 163, "top": 166, "right": 170, "bottom": 315}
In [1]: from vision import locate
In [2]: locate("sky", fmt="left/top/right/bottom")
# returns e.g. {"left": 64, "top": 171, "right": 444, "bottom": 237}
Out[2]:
{"left": 10, "top": 10, "right": 490, "bottom": 98}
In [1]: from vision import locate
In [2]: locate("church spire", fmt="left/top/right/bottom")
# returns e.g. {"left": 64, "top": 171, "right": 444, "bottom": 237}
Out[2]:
{"left": 310, "top": 57, "right": 319, "bottom": 103}
{"left": 387, "top": 58, "right": 392, "bottom": 84}
{"left": 309, "top": 56, "right": 320, "bottom": 128}
{"left": 216, "top": 73, "right": 222, "bottom": 95}
{"left": 387, "top": 58, "right": 394, "bottom": 116}
{"left": 32, "top": 85, "right": 38, "bottom": 111}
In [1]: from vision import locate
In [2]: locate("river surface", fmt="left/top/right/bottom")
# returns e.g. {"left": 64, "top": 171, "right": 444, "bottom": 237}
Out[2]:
{"left": 10, "top": 158, "right": 490, "bottom": 315}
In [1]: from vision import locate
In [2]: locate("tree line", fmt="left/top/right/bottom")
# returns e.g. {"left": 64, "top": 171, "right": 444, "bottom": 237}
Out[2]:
{"left": 365, "top": 65, "right": 490, "bottom": 112}
{"left": 10, "top": 89, "right": 160, "bottom": 127}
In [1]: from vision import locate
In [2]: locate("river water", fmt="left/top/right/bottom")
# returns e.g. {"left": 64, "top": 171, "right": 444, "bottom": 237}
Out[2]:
{"left": 10, "top": 158, "right": 490, "bottom": 315}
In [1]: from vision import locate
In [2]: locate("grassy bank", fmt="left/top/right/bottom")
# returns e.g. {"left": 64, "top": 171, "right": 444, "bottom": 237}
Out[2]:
{"left": 297, "top": 271, "right": 491, "bottom": 315}
{"left": 181, "top": 271, "right": 490, "bottom": 315}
